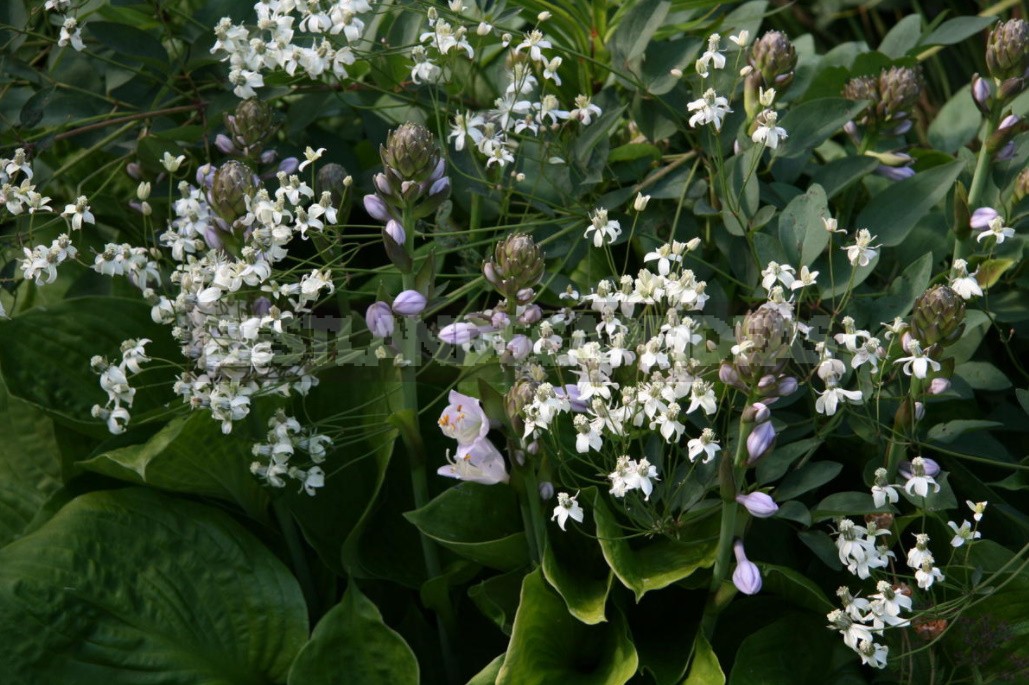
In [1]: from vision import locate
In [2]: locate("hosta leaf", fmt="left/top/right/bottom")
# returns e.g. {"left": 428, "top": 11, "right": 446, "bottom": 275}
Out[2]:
{"left": 0, "top": 389, "right": 61, "bottom": 547}
{"left": 542, "top": 492, "right": 612, "bottom": 624}
{"left": 0, "top": 488, "right": 307, "bottom": 683}
{"left": 774, "top": 99, "right": 867, "bottom": 160}
{"left": 855, "top": 160, "right": 964, "bottom": 246}
{"left": 496, "top": 569, "right": 638, "bottom": 685}
{"left": 287, "top": 584, "right": 418, "bottom": 685}
{"left": 777, "top": 183, "right": 829, "bottom": 267}
{"left": 728, "top": 614, "right": 851, "bottom": 684}
{"left": 682, "top": 632, "right": 724, "bottom": 685}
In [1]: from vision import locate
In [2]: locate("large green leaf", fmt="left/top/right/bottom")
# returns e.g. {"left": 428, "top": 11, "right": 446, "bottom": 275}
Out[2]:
{"left": 542, "top": 492, "right": 612, "bottom": 624}
{"left": 0, "top": 390, "right": 62, "bottom": 547}
{"left": 927, "top": 85, "right": 982, "bottom": 154}
{"left": 774, "top": 99, "right": 867, "bottom": 159}
{"left": 777, "top": 184, "right": 829, "bottom": 267}
{"left": 854, "top": 160, "right": 964, "bottom": 246}
{"left": 405, "top": 482, "right": 528, "bottom": 571}
{"left": 592, "top": 492, "right": 718, "bottom": 600}
{"left": 682, "top": 632, "right": 724, "bottom": 685}
{"left": 496, "top": 569, "right": 639, "bottom": 685}
{"left": 0, "top": 297, "right": 177, "bottom": 431}
{"left": 0, "top": 488, "right": 307, "bottom": 683}
{"left": 729, "top": 614, "right": 851, "bottom": 684}
{"left": 80, "top": 412, "right": 269, "bottom": 518}
{"left": 287, "top": 584, "right": 418, "bottom": 685}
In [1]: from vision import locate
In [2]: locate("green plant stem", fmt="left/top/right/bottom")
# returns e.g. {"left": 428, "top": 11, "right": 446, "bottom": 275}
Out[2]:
{"left": 953, "top": 112, "right": 999, "bottom": 262}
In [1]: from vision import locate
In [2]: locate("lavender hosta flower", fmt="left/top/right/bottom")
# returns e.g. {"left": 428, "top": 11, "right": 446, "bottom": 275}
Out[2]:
{"left": 438, "top": 437, "right": 509, "bottom": 485}
{"left": 365, "top": 301, "right": 395, "bottom": 338}
{"left": 437, "top": 390, "right": 490, "bottom": 445}
{"left": 385, "top": 219, "right": 406, "bottom": 245}
{"left": 505, "top": 334, "right": 532, "bottom": 362}
{"left": 736, "top": 492, "right": 779, "bottom": 518}
{"left": 438, "top": 322, "right": 481, "bottom": 345}
{"left": 732, "top": 540, "right": 762, "bottom": 595}
{"left": 392, "top": 289, "right": 427, "bottom": 317}
{"left": 970, "top": 206, "right": 1000, "bottom": 230}
{"left": 746, "top": 420, "right": 776, "bottom": 464}
{"left": 363, "top": 193, "right": 392, "bottom": 222}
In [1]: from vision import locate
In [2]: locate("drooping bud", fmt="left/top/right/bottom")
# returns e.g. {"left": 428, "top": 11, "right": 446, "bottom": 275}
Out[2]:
{"left": 210, "top": 160, "right": 256, "bottom": 222}
{"left": 749, "top": 31, "right": 797, "bottom": 90}
{"left": 986, "top": 114, "right": 1025, "bottom": 157}
{"left": 971, "top": 74, "right": 992, "bottom": 114}
{"left": 736, "top": 492, "right": 778, "bottom": 518}
{"left": 316, "top": 162, "right": 349, "bottom": 207}
{"left": 732, "top": 540, "right": 762, "bottom": 595}
{"left": 439, "top": 321, "right": 481, "bottom": 345}
{"left": 483, "top": 233, "right": 545, "bottom": 298}
{"left": 746, "top": 420, "right": 776, "bottom": 464}
{"left": 911, "top": 285, "right": 966, "bottom": 348}
{"left": 986, "top": 19, "right": 1029, "bottom": 82}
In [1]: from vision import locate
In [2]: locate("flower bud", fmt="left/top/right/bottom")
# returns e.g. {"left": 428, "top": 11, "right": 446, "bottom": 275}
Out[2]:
{"left": 986, "top": 19, "right": 1029, "bottom": 82}
{"left": 506, "top": 334, "right": 532, "bottom": 361}
{"left": 210, "top": 160, "right": 256, "bottom": 221}
{"left": 914, "top": 401, "right": 925, "bottom": 422}
{"left": 261, "top": 149, "right": 278, "bottom": 165}
{"left": 746, "top": 421, "right": 776, "bottom": 465}
{"left": 504, "top": 378, "right": 536, "bottom": 431}
{"left": 227, "top": 98, "right": 277, "bottom": 151}
{"left": 483, "top": 233, "right": 545, "bottom": 298}
{"left": 734, "top": 305, "right": 790, "bottom": 379}
{"left": 439, "top": 321, "right": 480, "bottom": 345}
{"left": 732, "top": 540, "right": 762, "bottom": 595}
{"left": 363, "top": 194, "right": 392, "bottom": 222}
{"left": 719, "top": 363, "right": 742, "bottom": 387}
{"left": 877, "top": 66, "right": 922, "bottom": 124}
{"left": 316, "top": 162, "right": 349, "bottom": 207}
{"left": 538, "top": 481, "right": 554, "bottom": 500}
{"left": 518, "top": 304, "right": 543, "bottom": 326}
{"left": 365, "top": 301, "right": 395, "bottom": 338}
{"left": 986, "top": 114, "right": 1025, "bottom": 157}
{"left": 970, "top": 206, "right": 1000, "bottom": 230}
{"left": 777, "top": 376, "right": 798, "bottom": 396}
{"left": 911, "top": 285, "right": 965, "bottom": 348}
{"left": 749, "top": 31, "right": 797, "bottom": 91}
{"left": 392, "top": 290, "right": 427, "bottom": 317}
{"left": 1015, "top": 168, "right": 1029, "bottom": 203}
{"left": 742, "top": 402, "right": 771, "bottom": 423}
{"left": 875, "top": 164, "right": 915, "bottom": 181}
{"left": 971, "top": 74, "right": 992, "bottom": 114}
{"left": 215, "top": 133, "right": 237, "bottom": 155}
{"left": 736, "top": 492, "right": 778, "bottom": 518}
{"left": 277, "top": 157, "right": 299, "bottom": 175}
{"left": 382, "top": 122, "right": 440, "bottom": 182}
{"left": 928, "top": 378, "right": 951, "bottom": 395}
{"left": 633, "top": 193, "right": 651, "bottom": 212}
{"left": 385, "top": 219, "right": 406, "bottom": 245}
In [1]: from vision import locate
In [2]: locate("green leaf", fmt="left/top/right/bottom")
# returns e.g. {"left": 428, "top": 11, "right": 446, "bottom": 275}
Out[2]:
{"left": 608, "top": 0, "right": 671, "bottom": 68}
{"left": 542, "top": 496, "right": 612, "bottom": 624}
{"left": 496, "top": 569, "right": 639, "bottom": 685}
{"left": 926, "top": 420, "right": 1003, "bottom": 444}
{"left": 878, "top": 14, "right": 922, "bottom": 58}
{"left": 774, "top": 99, "right": 867, "bottom": 159}
{"left": 811, "top": 155, "right": 878, "bottom": 199}
{"left": 757, "top": 438, "right": 823, "bottom": 485}
{"left": 774, "top": 500, "right": 811, "bottom": 527}
{"left": 758, "top": 564, "right": 834, "bottom": 613}
{"left": 287, "top": 584, "right": 418, "bottom": 685}
{"left": 728, "top": 614, "right": 845, "bottom": 685}
{"left": 682, "top": 632, "right": 724, "bottom": 685}
{"left": 0, "top": 297, "right": 176, "bottom": 430}
{"left": 405, "top": 482, "right": 529, "bottom": 570}
{"left": 592, "top": 492, "right": 717, "bottom": 600}
{"left": 468, "top": 568, "right": 526, "bottom": 635}
{"left": 775, "top": 461, "right": 842, "bottom": 500}
{"left": 854, "top": 160, "right": 964, "bottom": 246}
{"left": 927, "top": 86, "right": 982, "bottom": 154}
{"left": 777, "top": 184, "right": 829, "bottom": 267}
{"left": 976, "top": 258, "right": 1015, "bottom": 288}
{"left": 86, "top": 21, "right": 169, "bottom": 64}
{"left": 0, "top": 488, "right": 307, "bottom": 683}
{"left": 898, "top": 472, "right": 957, "bottom": 511}
{"left": 80, "top": 412, "right": 269, "bottom": 518}
{"left": 467, "top": 655, "right": 505, "bottom": 685}
{"left": 812, "top": 491, "right": 885, "bottom": 521}
{"left": 955, "top": 361, "right": 1013, "bottom": 391}
{"left": 920, "top": 16, "right": 996, "bottom": 48}
{"left": 0, "top": 391, "right": 61, "bottom": 547}
{"left": 858, "top": 251, "right": 932, "bottom": 322}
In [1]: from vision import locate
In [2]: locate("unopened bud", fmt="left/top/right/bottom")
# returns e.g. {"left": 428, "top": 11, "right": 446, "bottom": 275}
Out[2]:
{"left": 439, "top": 321, "right": 480, "bottom": 345}
{"left": 736, "top": 492, "right": 778, "bottom": 518}
{"left": 483, "top": 233, "right": 545, "bottom": 298}
{"left": 210, "top": 160, "right": 256, "bottom": 221}
{"left": 750, "top": 31, "right": 797, "bottom": 91}
{"left": 742, "top": 402, "right": 771, "bottom": 423}
{"left": 928, "top": 378, "right": 951, "bottom": 395}
{"left": 215, "top": 133, "right": 237, "bottom": 155}
{"left": 746, "top": 421, "right": 776, "bottom": 464}
{"left": 633, "top": 193, "right": 651, "bottom": 212}
{"left": 971, "top": 74, "right": 992, "bottom": 114}
{"left": 537, "top": 10, "right": 551, "bottom": 22}
{"left": 365, "top": 301, "right": 395, "bottom": 338}
{"left": 505, "top": 334, "right": 532, "bottom": 361}
{"left": 228, "top": 98, "right": 277, "bottom": 150}
{"left": 392, "top": 290, "right": 427, "bottom": 317}
{"left": 732, "top": 540, "right": 762, "bottom": 595}
{"left": 877, "top": 66, "right": 922, "bottom": 124}
{"left": 986, "top": 19, "right": 1029, "bottom": 82}
{"left": 136, "top": 181, "right": 151, "bottom": 201}
{"left": 911, "top": 285, "right": 966, "bottom": 347}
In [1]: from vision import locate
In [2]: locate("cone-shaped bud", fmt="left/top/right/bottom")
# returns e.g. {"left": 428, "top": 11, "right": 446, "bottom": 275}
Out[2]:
{"left": 505, "top": 378, "right": 536, "bottom": 432}
{"left": 227, "top": 98, "right": 277, "bottom": 150}
{"left": 877, "top": 66, "right": 922, "bottom": 123}
{"left": 483, "top": 233, "right": 545, "bottom": 298}
{"left": 971, "top": 74, "right": 992, "bottom": 114}
{"left": 734, "top": 305, "right": 790, "bottom": 379}
{"left": 911, "top": 285, "right": 965, "bottom": 347}
{"left": 381, "top": 123, "right": 440, "bottom": 183}
{"left": 210, "top": 160, "right": 256, "bottom": 222}
{"left": 986, "top": 19, "right": 1029, "bottom": 82}
{"left": 392, "top": 290, "right": 427, "bottom": 317}
{"left": 749, "top": 31, "right": 796, "bottom": 90}
{"left": 317, "top": 162, "right": 349, "bottom": 207}
{"left": 1015, "top": 167, "right": 1029, "bottom": 203}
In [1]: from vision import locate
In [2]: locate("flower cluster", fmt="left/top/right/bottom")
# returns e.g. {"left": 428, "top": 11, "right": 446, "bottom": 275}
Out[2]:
{"left": 90, "top": 339, "right": 151, "bottom": 434}
{"left": 43, "top": 0, "right": 86, "bottom": 52}
{"left": 249, "top": 411, "right": 332, "bottom": 495}
{"left": 437, "top": 391, "right": 508, "bottom": 485}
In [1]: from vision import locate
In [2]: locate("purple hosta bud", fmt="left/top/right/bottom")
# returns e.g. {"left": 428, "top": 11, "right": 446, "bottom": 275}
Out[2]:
{"left": 736, "top": 492, "right": 779, "bottom": 518}
{"left": 203, "top": 226, "right": 224, "bottom": 251}
{"left": 215, "top": 133, "right": 237, "bottom": 155}
{"left": 890, "top": 119, "right": 914, "bottom": 136}
{"left": 777, "top": 376, "right": 798, "bottom": 396}
{"left": 732, "top": 540, "right": 762, "bottom": 595}
{"left": 970, "top": 206, "right": 1000, "bottom": 230}
{"left": 392, "top": 290, "right": 427, "bottom": 317}
{"left": 365, "top": 301, "right": 395, "bottom": 339}
{"left": 914, "top": 401, "right": 925, "bottom": 422}
{"left": 490, "top": 310, "right": 511, "bottom": 330}
{"left": 227, "top": 98, "right": 277, "bottom": 151}
{"left": 210, "top": 160, "right": 256, "bottom": 222}
{"left": 746, "top": 420, "right": 776, "bottom": 465}
{"left": 750, "top": 31, "right": 797, "bottom": 90}
{"left": 197, "top": 163, "right": 216, "bottom": 188}
{"left": 375, "top": 123, "right": 450, "bottom": 219}
{"left": 928, "top": 378, "right": 951, "bottom": 395}
{"left": 506, "top": 334, "right": 532, "bottom": 361}
{"left": 555, "top": 384, "right": 588, "bottom": 413}
{"left": 439, "top": 322, "right": 481, "bottom": 345}
{"left": 971, "top": 74, "right": 992, "bottom": 114}
{"left": 516, "top": 288, "right": 535, "bottom": 304}
{"left": 986, "top": 19, "right": 1029, "bottom": 82}
{"left": 987, "top": 114, "right": 1024, "bottom": 157}
{"left": 364, "top": 194, "right": 392, "bottom": 222}
{"left": 385, "top": 219, "right": 406, "bottom": 245}
{"left": 998, "top": 75, "right": 1026, "bottom": 101}
{"left": 899, "top": 457, "right": 940, "bottom": 480}
{"left": 877, "top": 66, "right": 922, "bottom": 124}
{"left": 253, "top": 297, "right": 272, "bottom": 317}
{"left": 911, "top": 285, "right": 965, "bottom": 348}
{"left": 843, "top": 120, "right": 860, "bottom": 138}
{"left": 742, "top": 402, "right": 771, "bottom": 423}
{"left": 483, "top": 233, "right": 546, "bottom": 299}
{"left": 316, "top": 163, "right": 349, "bottom": 206}
{"left": 996, "top": 141, "right": 1016, "bottom": 162}
{"left": 719, "top": 363, "right": 743, "bottom": 388}
{"left": 278, "top": 157, "right": 299, "bottom": 175}
{"left": 260, "top": 149, "right": 278, "bottom": 165}
{"left": 538, "top": 481, "right": 555, "bottom": 500}
{"left": 875, "top": 164, "right": 915, "bottom": 181}
{"left": 518, "top": 304, "right": 543, "bottom": 326}
{"left": 126, "top": 161, "right": 142, "bottom": 180}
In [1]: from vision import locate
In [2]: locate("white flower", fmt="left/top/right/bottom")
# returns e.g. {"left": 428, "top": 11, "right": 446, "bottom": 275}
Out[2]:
{"left": 760, "top": 261, "right": 795, "bottom": 290}
{"left": 729, "top": 30, "right": 750, "bottom": 47}
{"left": 846, "top": 229, "right": 879, "bottom": 267}
{"left": 901, "top": 457, "right": 941, "bottom": 497}
{"left": 585, "top": 207, "right": 621, "bottom": 247}
{"left": 687, "top": 88, "right": 732, "bottom": 131}
{"left": 449, "top": 111, "right": 485, "bottom": 152}
{"left": 827, "top": 609, "right": 875, "bottom": 651}
{"left": 58, "top": 16, "right": 85, "bottom": 51}
{"left": 914, "top": 556, "right": 944, "bottom": 589}
{"left": 949, "top": 259, "right": 983, "bottom": 299}
{"left": 869, "top": 580, "right": 911, "bottom": 628}
{"left": 298, "top": 146, "right": 325, "bottom": 171}
{"left": 573, "top": 414, "right": 603, "bottom": 453}
{"left": 894, "top": 340, "right": 940, "bottom": 380}
{"left": 871, "top": 468, "right": 899, "bottom": 508}
{"left": 751, "top": 110, "right": 788, "bottom": 149}
{"left": 568, "top": 94, "right": 602, "bottom": 125}
{"left": 608, "top": 455, "right": 659, "bottom": 500}
{"left": 633, "top": 193, "right": 651, "bottom": 212}
{"left": 906, "top": 532, "right": 932, "bottom": 569}
{"left": 815, "top": 381, "right": 863, "bottom": 416}
{"left": 790, "top": 265, "right": 818, "bottom": 290}
{"left": 976, "top": 216, "right": 1014, "bottom": 244}
{"left": 161, "top": 152, "right": 186, "bottom": 173}
{"left": 61, "top": 196, "right": 94, "bottom": 230}
{"left": 687, "top": 428, "right": 721, "bottom": 463}
{"left": 967, "top": 500, "right": 987, "bottom": 522}
{"left": 948, "top": 520, "right": 980, "bottom": 547}
{"left": 696, "top": 34, "right": 725, "bottom": 75}
{"left": 552, "top": 491, "right": 584, "bottom": 531}
{"left": 856, "top": 640, "right": 889, "bottom": 670}
{"left": 514, "top": 29, "right": 551, "bottom": 62}
{"left": 644, "top": 243, "right": 682, "bottom": 276}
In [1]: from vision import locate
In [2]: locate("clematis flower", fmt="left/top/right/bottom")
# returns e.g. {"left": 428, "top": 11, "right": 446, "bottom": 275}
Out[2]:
{"left": 552, "top": 491, "right": 584, "bottom": 531}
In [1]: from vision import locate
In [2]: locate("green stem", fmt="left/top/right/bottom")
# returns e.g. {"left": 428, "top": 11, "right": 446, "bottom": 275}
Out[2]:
{"left": 954, "top": 112, "right": 999, "bottom": 261}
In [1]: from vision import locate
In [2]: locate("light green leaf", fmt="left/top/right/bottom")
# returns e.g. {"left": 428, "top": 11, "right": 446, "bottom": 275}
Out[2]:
{"left": 976, "top": 258, "right": 1016, "bottom": 288}
{"left": 287, "top": 584, "right": 418, "bottom": 685}
{"left": 467, "top": 655, "right": 505, "bottom": 685}
{"left": 775, "top": 461, "right": 842, "bottom": 501}
{"left": 955, "top": 361, "right": 1013, "bottom": 391}
{"left": 757, "top": 438, "right": 823, "bottom": 485}
{"left": 928, "top": 86, "right": 982, "bottom": 153}
{"left": 859, "top": 251, "right": 933, "bottom": 322}
{"left": 878, "top": 14, "right": 922, "bottom": 58}
{"left": 774, "top": 99, "right": 867, "bottom": 159}
{"left": 405, "top": 482, "right": 528, "bottom": 571}
{"left": 920, "top": 16, "right": 996, "bottom": 48}
{"left": 855, "top": 160, "right": 964, "bottom": 246}
{"left": 468, "top": 568, "right": 526, "bottom": 635}
{"left": 926, "top": 420, "right": 1003, "bottom": 444}
{"left": 682, "top": 632, "right": 724, "bottom": 685}
{"left": 759, "top": 564, "right": 834, "bottom": 613}
{"left": 80, "top": 412, "right": 269, "bottom": 518}
{"left": 0, "top": 488, "right": 307, "bottom": 683}
{"left": 496, "top": 569, "right": 639, "bottom": 685}
{"left": 542, "top": 492, "right": 612, "bottom": 624}
{"left": 592, "top": 492, "right": 717, "bottom": 600}
{"left": 812, "top": 491, "right": 885, "bottom": 521}
{"left": 811, "top": 156, "right": 879, "bottom": 199}
{"left": 608, "top": 0, "right": 671, "bottom": 67}
{"left": 777, "top": 184, "right": 829, "bottom": 267}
